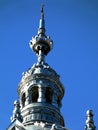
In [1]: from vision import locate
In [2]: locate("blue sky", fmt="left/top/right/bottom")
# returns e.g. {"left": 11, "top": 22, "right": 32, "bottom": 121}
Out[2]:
{"left": 0, "top": 0, "right": 98, "bottom": 130}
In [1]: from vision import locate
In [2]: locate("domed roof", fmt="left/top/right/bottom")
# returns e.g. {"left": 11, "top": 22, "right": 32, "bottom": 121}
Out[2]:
{"left": 18, "top": 62, "right": 64, "bottom": 99}
{"left": 21, "top": 62, "right": 59, "bottom": 81}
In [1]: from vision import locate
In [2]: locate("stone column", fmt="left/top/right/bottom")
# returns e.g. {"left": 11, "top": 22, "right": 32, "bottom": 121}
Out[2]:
{"left": 38, "top": 86, "right": 46, "bottom": 102}
{"left": 25, "top": 90, "right": 30, "bottom": 106}
{"left": 19, "top": 98, "right": 22, "bottom": 109}
{"left": 52, "top": 92, "right": 58, "bottom": 107}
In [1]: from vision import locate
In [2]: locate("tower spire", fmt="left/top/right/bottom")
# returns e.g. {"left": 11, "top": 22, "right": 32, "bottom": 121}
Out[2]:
{"left": 18, "top": 5, "right": 65, "bottom": 127}
{"left": 41, "top": 4, "right": 44, "bottom": 20}
{"left": 29, "top": 5, "right": 53, "bottom": 64}
{"left": 38, "top": 4, "right": 45, "bottom": 35}
{"left": 85, "top": 110, "right": 96, "bottom": 130}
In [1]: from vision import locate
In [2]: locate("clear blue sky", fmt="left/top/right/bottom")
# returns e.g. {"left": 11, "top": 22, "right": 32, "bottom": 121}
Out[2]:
{"left": 0, "top": 0, "right": 98, "bottom": 130}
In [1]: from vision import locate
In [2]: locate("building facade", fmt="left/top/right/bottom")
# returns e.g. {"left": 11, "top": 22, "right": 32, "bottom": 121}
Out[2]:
{"left": 7, "top": 6, "right": 96, "bottom": 130}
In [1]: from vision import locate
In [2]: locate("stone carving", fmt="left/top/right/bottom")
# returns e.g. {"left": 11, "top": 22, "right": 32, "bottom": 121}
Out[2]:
{"left": 51, "top": 124, "right": 58, "bottom": 130}
{"left": 85, "top": 110, "right": 96, "bottom": 130}
{"left": 10, "top": 100, "right": 23, "bottom": 122}
{"left": 51, "top": 124, "right": 67, "bottom": 130}
{"left": 21, "top": 62, "right": 59, "bottom": 81}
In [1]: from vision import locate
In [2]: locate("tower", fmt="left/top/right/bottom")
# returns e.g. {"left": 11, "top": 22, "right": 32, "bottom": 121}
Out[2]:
{"left": 7, "top": 5, "right": 66, "bottom": 130}
{"left": 6, "top": 6, "right": 96, "bottom": 130}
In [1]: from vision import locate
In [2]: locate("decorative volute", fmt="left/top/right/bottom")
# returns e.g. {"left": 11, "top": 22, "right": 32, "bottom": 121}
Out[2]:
{"left": 85, "top": 110, "right": 96, "bottom": 130}
{"left": 17, "top": 5, "right": 65, "bottom": 127}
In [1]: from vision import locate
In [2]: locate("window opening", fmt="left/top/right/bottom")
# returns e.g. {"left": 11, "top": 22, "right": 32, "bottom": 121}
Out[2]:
{"left": 21, "top": 93, "right": 26, "bottom": 107}
{"left": 45, "top": 87, "right": 53, "bottom": 104}
{"left": 30, "top": 86, "right": 39, "bottom": 103}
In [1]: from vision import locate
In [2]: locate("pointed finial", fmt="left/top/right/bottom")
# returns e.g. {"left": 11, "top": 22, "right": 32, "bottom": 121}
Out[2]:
{"left": 85, "top": 110, "right": 96, "bottom": 130}
{"left": 38, "top": 4, "right": 45, "bottom": 29}
{"left": 29, "top": 5, "right": 53, "bottom": 62}
{"left": 41, "top": 4, "right": 44, "bottom": 19}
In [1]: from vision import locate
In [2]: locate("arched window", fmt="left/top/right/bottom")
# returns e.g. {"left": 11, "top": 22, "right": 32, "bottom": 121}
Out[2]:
{"left": 57, "top": 97, "right": 61, "bottom": 107}
{"left": 30, "top": 86, "right": 39, "bottom": 103}
{"left": 45, "top": 87, "right": 53, "bottom": 104}
{"left": 21, "top": 93, "right": 26, "bottom": 108}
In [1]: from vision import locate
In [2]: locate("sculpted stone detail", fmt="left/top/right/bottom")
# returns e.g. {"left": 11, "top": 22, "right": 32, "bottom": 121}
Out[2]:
{"left": 21, "top": 104, "right": 64, "bottom": 126}
{"left": 10, "top": 100, "right": 23, "bottom": 122}
{"left": 85, "top": 110, "right": 96, "bottom": 130}
{"left": 51, "top": 124, "right": 67, "bottom": 130}
{"left": 21, "top": 62, "right": 59, "bottom": 80}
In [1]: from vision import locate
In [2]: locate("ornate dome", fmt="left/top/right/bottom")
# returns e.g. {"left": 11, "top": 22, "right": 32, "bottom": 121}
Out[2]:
{"left": 18, "top": 62, "right": 64, "bottom": 100}
{"left": 21, "top": 62, "right": 59, "bottom": 81}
